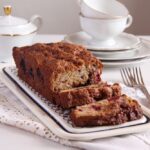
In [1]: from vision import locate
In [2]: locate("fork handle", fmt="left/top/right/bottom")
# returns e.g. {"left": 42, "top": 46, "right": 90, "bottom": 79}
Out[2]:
{"left": 136, "top": 85, "right": 150, "bottom": 101}
{"left": 141, "top": 87, "right": 150, "bottom": 100}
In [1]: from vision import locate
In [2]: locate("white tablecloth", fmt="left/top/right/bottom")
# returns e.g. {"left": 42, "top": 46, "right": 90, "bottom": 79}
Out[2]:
{"left": 0, "top": 34, "right": 150, "bottom": 150}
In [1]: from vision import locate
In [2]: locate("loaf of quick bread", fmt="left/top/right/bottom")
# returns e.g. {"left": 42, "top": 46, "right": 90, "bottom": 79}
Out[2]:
{"left": 70, "top": 95, "right": 143, "bottom": 127}
{"left": 13, "top": 42, "right": 106, "bottom": 107}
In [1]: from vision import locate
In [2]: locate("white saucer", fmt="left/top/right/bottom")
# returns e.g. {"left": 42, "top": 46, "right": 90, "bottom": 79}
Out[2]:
{"left": 64, "top": 31, "right": 141, "bottom": 51}
{"left": 96, "top": 38, "right": 150, "bottom": 67}
{"left": 94, "top": 38, "right": 150, "bottom": 61}
{"left": 102, "top": 58, "right": 150, "bottom": 68}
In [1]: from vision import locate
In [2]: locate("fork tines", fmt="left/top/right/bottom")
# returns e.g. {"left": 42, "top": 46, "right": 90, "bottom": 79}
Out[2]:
{"left": 120, "top": 66, "right": 145, "bottom": 87}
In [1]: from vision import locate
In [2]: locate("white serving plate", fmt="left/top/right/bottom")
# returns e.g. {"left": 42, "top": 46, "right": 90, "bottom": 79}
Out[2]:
{"left": 1, "top": 66, "right": 150, "bottom": 141}
{"left": 2, "top": 66, "right": 147, "bottom": 133}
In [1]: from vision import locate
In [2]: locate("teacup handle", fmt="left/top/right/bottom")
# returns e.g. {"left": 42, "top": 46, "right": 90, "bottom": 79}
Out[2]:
{"left": 30, "top": 15, "right": 43, "bottom": 31}
{"left": 125, "top": 15, "right": 133, "bottom": 28}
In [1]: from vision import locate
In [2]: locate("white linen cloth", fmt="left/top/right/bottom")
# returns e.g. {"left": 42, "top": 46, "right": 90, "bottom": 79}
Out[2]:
{"left": 0, "top": 80, "right": 150, "bottom": 150}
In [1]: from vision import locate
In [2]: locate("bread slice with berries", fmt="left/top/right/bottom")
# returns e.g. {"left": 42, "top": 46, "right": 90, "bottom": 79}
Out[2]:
{"left": 55, "top": 82, "right": 121, "bottom": 109}
{"left": 70, "top": 95, "right": 143, "bottom": 127}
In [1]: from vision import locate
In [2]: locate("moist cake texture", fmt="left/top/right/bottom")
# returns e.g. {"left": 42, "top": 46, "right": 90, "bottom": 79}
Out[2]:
{"left": 13, "top": 42, "right": 103, "bottom": 105}
{"left": 70, "top": 95, "right": 143, "bottom": 127}
{"left": 55, "top": 82, "right": 121, "bottom": 108}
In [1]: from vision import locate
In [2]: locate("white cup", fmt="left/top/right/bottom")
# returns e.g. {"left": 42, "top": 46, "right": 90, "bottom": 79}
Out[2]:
{"left": 79, "top": 0, "right": 129, "bottom": 19}
{"left": 80, "top": 14, "right": 133, "bottom": 45}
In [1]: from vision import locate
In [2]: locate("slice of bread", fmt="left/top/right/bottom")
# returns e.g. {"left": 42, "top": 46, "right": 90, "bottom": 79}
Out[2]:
{"left": 70, "top": 95, "right": 143, "bottom": 127}
{"left": 56, "top": 83, "right": 121, "bottom": 108}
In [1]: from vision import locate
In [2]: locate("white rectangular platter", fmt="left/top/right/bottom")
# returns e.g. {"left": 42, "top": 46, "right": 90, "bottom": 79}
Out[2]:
{"left": 1, "top": 66, "right": 150, "bottom": 141}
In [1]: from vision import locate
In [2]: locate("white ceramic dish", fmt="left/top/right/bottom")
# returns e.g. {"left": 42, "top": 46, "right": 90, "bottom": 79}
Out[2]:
{"left": 2, "top": 66, "right": 148, "bottom": 133}
{"left": 1, "top": 66, "right": 150, "bottom": 141}
{"left": 79, "top": 0, "right": 129, "bottom": 18}
{"left": 92, "top": 49, "right": 137, "bottom": 59}
{"left": 64, "top": 32, "right": 140, "bottom": 51}
{"left": 79, "top": 0, "right": 116, "bottom": 19}
{"left": 93, "top": 38, "right": 150, "bottom": 61}
{"left": 0, "top": 6, "right": 42, "bottom": 62}
{"left": 102, "top": 58, "right": 150, "bottom": 68}
{"left": 80, "top": 14, "right": 132, "bottom": 44}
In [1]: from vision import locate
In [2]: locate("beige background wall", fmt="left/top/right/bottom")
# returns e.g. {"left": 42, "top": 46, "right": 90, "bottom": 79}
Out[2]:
{"left": 0, "top": 0, "right": 150, "bottom": 35}
{"left": 119, "top": 0, "right": 150, "bottom": 35}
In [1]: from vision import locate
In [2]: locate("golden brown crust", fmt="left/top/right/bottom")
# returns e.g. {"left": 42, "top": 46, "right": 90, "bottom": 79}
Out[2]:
{"left": 70, "top": 95, "right": 143, "bottom": 127}
{"left": 13, "top": 42, "right": 103, "bottom": 105}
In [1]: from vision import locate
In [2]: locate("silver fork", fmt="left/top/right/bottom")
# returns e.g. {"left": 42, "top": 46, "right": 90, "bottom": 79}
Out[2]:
{"left": 120, "top": 66, "right": 150, "bottom": 101}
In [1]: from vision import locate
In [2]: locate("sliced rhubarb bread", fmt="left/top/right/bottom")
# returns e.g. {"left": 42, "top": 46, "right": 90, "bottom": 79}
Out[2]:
{"left": 70, "top": 95, "right": 143, "bottom": 127}
{"left": 55, "top": 83, "right": 121, "bottom": 108}
{"left": 13, "top": 42, "right": 103, "bottom": 103}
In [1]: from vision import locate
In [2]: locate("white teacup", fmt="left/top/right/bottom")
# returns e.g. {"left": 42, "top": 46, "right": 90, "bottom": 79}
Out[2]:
{"left": 79, "top": 0, "right": 129, "bottom": 19}
{"left": 80, "top": 14, "right": 133, "bottom": 46}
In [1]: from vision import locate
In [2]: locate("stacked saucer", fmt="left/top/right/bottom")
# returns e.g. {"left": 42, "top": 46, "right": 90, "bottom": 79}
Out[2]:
{"left": 64, "top": 32, "right": 150, "bottom": 67}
